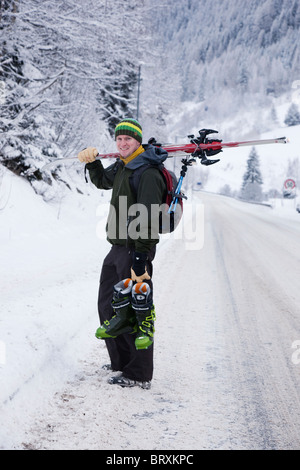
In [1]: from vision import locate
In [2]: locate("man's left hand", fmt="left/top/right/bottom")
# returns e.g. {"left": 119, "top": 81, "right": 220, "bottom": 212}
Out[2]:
{"left": 131, "top": 252, "right": 151, "bottom": 283}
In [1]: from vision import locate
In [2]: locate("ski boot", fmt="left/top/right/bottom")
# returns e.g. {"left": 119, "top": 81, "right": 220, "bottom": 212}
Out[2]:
{"left": 95, "top": 278, "right": 137, "bottom": 339}
{"left": 131, "top": 282, "right": 156, "bottom": 350}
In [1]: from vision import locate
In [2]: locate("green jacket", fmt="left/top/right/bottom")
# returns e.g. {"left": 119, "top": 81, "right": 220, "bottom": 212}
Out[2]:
{"left": 86, "top": 144, "right": 168, "bottom": 253}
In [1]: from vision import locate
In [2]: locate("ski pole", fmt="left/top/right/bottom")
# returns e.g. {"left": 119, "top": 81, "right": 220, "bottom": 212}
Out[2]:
{"left": 168, "top": 176, "right": 184, "bottom": 214}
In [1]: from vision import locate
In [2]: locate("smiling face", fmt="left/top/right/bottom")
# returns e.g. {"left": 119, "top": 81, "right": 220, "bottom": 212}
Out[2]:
{"left": 116, "top": 135, "right": 140, "bottom": 159}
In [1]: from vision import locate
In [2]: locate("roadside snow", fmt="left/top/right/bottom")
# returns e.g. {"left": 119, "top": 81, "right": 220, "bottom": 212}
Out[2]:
{"left": 0, "top": 170, "right": 109, "bottom": 448}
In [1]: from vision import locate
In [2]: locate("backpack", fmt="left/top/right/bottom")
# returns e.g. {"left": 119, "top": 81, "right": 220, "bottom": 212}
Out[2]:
{"left": 129, "top": 163, "right": 184, "bottom": 234}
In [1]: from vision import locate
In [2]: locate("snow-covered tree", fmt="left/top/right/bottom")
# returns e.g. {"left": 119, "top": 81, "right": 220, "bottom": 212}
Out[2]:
{"left": 240, "top": 147, "right": 263, "bottom": 202}
{"left": 0, "top": 0, "right": 153, "bottom": 196}
{"left": 150, "top": 0, "right": 300, "bottom": 122}
{"left": 219, "top": 184, "right": 232, "bottom": 197}
{"left": 284, "top": 103, "right": 300, "bottom": 127}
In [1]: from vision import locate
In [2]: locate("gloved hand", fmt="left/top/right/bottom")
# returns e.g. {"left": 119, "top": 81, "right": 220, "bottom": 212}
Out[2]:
{"left": 131, "top": 252, "right": 151, "bottom": 283}
{"left": 77, "top": 147, "right": 98, "bottom": 163}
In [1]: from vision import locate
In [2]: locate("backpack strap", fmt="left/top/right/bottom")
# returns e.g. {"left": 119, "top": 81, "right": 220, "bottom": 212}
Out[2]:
{"left": 129, "top": 163, "right": 165, "bottom": 198}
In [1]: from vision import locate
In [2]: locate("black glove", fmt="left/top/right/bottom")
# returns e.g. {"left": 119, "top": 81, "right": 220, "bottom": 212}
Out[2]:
{"left": 132, "top": 252, "right": 148, "bottom": 277}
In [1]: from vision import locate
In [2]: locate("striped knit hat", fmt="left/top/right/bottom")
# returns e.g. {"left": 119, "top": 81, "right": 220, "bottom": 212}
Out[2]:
{"left": 115, "top": 118, "right": 142, "bottom": 144}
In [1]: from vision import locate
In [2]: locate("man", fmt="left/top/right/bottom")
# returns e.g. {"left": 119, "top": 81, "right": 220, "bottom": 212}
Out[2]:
{"left": 78, "top": 118, "right": 168, "bottom": 389}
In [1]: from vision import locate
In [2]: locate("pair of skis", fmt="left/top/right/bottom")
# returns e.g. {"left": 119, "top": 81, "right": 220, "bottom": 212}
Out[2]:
{"left": 30, "top": 129, "right": 288, "bottom": 175}
{"left": 161, "top": 129, "right": 288, "bottom": 214}
{"left": 27, "top": 128, "right": 288, "bottom": 216}
{"left": 164, "top": 129, "right": 287, "bottom": 214}
{"left": 163, "top": 135, "right": 288, "bottom": 155}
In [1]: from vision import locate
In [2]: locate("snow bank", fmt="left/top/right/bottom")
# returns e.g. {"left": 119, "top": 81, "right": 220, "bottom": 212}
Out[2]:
{"left": 0, "top": 169, "right": 111, "bottom": 448}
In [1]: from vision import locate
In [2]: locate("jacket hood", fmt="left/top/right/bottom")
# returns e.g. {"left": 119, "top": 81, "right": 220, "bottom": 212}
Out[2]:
{"left": 125, "top": 144, "right": 168, "bottom": 170}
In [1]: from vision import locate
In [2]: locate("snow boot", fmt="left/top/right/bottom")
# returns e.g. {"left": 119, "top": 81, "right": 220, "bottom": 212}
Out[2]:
{"left": 131, "top": 282, "right": 156, "bottom": 350}
{"left": 95, "top": 279, "right": 137, "bottom": 339}
{"left": 108, "top": 374, "right": 151, "bottom": 390}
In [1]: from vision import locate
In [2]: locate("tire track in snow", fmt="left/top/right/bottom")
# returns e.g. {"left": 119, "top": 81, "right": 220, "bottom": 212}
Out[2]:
{"left": 205, "top": 193, "right": 300, "bottom": 449}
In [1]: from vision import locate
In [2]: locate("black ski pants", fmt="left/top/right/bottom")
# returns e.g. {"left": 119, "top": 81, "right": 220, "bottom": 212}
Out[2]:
{"left": 97, "top": 244, "right": 156, "bottom": 382}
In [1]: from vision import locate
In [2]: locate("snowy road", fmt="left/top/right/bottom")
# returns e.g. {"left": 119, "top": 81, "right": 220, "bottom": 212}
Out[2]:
{"left": 153, "top": 192, "right": 300, "bottom": 450}
{"left": 1, "top": 188, "right": 300, "bottom": 450}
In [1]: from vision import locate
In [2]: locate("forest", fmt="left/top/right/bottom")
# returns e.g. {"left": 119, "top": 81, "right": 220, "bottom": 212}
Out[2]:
{"left": 1, "top": 0, "right": 299, "bottom": 198}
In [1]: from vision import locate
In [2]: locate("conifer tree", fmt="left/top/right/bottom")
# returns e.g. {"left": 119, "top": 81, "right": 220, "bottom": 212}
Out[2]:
{"left": 284, "top": 103, "right": 300, "bottom": 127}
{"left": 240, "top": 147, "right": 263, "bottom": 202}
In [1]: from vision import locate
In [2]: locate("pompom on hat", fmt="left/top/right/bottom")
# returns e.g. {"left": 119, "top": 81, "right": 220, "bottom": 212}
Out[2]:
{"left": 115, "top": 118, "right": 142, "bottom": 144}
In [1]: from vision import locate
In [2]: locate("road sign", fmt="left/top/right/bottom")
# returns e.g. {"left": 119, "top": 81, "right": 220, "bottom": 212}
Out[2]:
{"left": 284, "top": 178, "right": 296, "bottom": 190}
